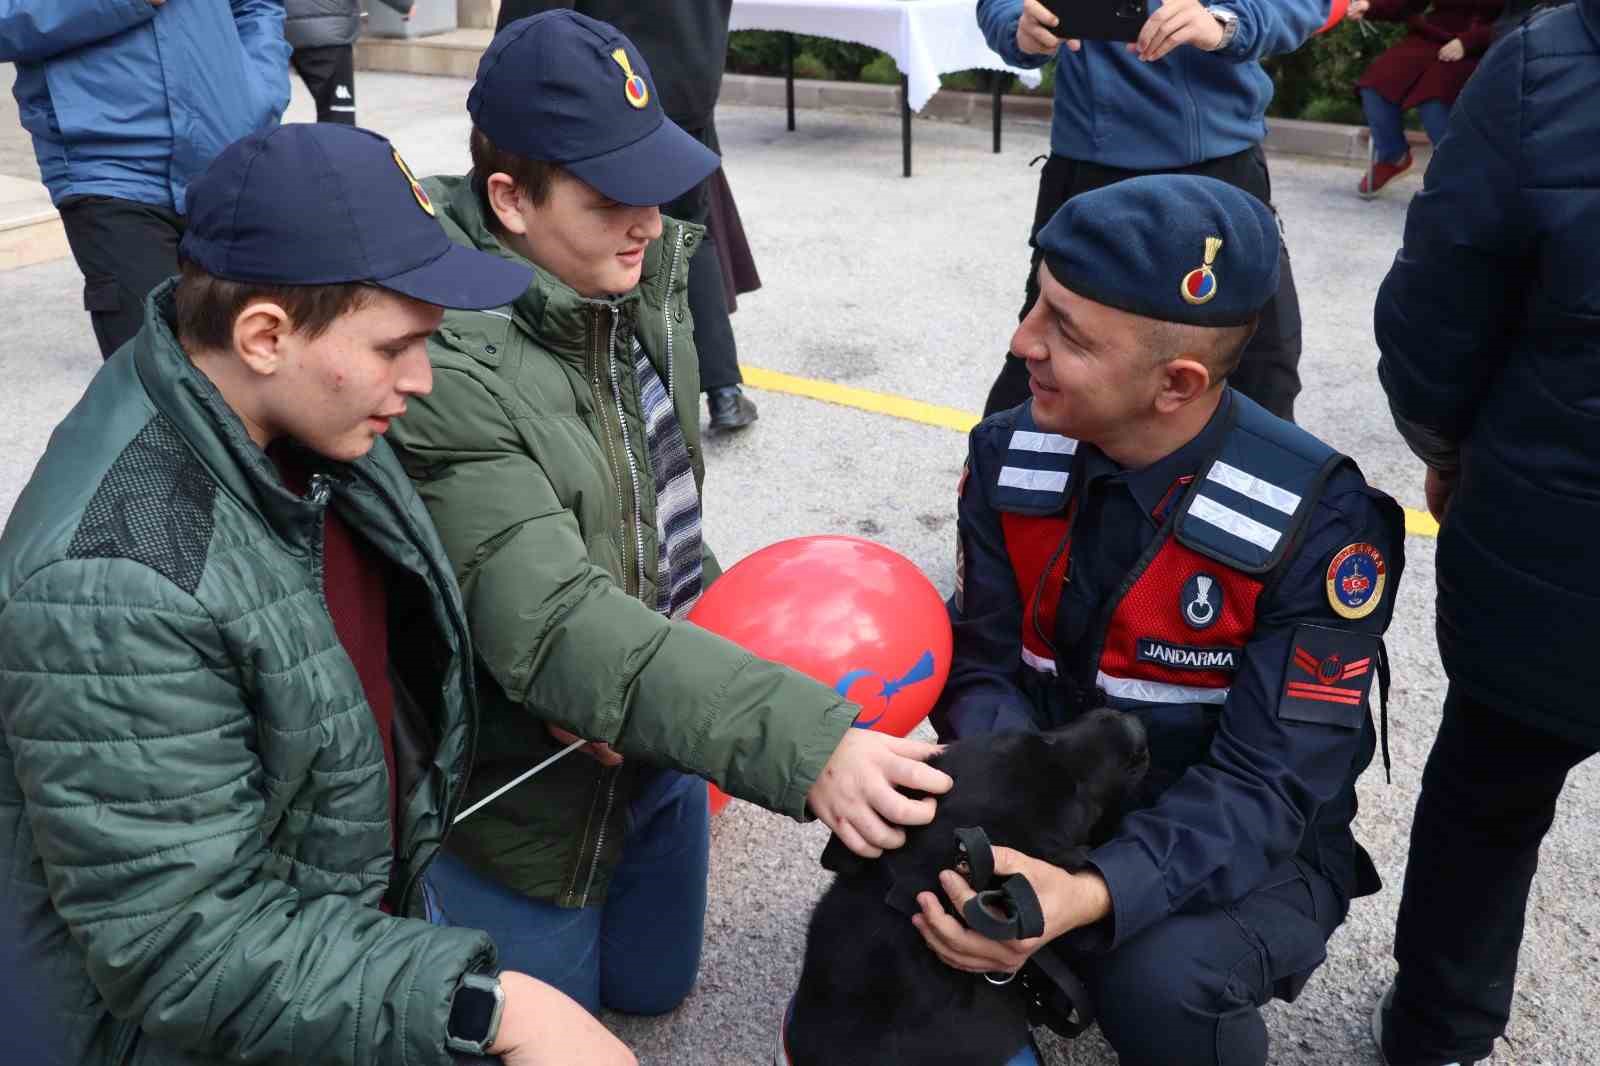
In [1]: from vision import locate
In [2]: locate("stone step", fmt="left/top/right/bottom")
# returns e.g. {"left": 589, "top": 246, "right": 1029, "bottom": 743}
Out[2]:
{"left": 0, "top": 175, "right": 68, "bottom": 272}
{"left": 459, "top": 0, "right": 499, "bottom": 29}
{"left": 356, "top": 27, "right": 491, "bottom": 78}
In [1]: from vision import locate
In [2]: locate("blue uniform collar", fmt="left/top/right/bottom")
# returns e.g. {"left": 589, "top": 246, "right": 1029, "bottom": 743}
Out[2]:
{"left": 1077, "top": 389, "right": 1234, "bottom": 528}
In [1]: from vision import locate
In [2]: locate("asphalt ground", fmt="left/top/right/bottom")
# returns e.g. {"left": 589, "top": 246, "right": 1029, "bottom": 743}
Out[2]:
{"left": 1, "top": 71, "right": 1595, "bottom": 1065}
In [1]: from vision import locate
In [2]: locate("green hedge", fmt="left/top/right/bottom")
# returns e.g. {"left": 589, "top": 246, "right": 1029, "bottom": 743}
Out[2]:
{"left": 726, "top": 26, "right": 1405, "bottom": 123}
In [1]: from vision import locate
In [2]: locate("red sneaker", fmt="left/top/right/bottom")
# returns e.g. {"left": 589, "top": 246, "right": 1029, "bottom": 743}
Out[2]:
{"left": 1359, "top": 150, "right": 1414, "bottom": 199}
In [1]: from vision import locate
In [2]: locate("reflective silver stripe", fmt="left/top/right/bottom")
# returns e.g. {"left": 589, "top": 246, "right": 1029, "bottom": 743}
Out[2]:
{"left": 480, "top": 310, "right": 514, "bottom": 321}
{"left": 1021, "top": 646, "right": 1058, "bottom": 674}
{"left": 1206, "top": 460, "right": 1301, "bottom": 516}
{"left": 1189, "top": 495, "right": 1282, "bottom": 552}
{"left": 998, "top": 467, "right": 1070, "bottom": 493}
{"left": 1008, "top": 430, "right": 1078, "bottom": 455}
{"left": 1097, "top": 671, "right": 1229, "bottom": 705}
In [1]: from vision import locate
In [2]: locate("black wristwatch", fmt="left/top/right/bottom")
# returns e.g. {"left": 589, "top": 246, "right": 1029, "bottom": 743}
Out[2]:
{"left": 446, "top": 972, "right": 505, "bottom": 1056}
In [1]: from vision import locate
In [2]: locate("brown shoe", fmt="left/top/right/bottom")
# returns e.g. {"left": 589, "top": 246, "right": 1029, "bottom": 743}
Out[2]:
{"left": 1359, "top": 151, "right": 1414, "bottom": 199}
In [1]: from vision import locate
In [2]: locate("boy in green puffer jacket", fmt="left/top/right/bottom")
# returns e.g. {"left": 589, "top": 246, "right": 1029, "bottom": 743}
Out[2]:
{"left": 386, "top": 12, "right": 953, "bottom": 1021}
{"left": 0, "top": 124, "right": 631, "bottom": 1066}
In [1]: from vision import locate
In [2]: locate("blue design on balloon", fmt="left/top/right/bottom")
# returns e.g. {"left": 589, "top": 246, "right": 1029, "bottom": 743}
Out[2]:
{"left": 839, "top": 650, "right": 937, "bottom": 729}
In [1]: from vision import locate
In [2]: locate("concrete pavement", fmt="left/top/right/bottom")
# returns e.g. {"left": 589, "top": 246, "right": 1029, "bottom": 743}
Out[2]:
{"left": 1, "top": 72, "right": 1594, "bottom": 1066}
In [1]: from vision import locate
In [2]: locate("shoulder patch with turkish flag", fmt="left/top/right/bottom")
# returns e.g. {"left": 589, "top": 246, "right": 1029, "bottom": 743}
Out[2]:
{"left": 1278, "top": 624, "right": 1379, "bottom": 729}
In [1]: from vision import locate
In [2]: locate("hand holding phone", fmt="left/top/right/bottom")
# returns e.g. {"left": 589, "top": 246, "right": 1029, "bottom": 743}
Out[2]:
{"left": 1039, "top": 0, "right": 1150, "bottom": 44}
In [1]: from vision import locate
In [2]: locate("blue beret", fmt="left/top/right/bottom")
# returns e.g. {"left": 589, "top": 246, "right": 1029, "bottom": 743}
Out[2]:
{"left": 1036, "top": 174, "right": 1280, "bottom": 328}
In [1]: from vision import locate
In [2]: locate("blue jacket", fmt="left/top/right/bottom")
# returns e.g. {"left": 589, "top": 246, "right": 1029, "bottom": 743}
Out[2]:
{"left": 978, "top": 0, "right": 1328, "bottom": 169}
{"left": 1375, "top": 0, "right": 1600, "bottom": 748}
{"left": 1, "top": 0, "right": 290, "bottom": 213}
{"left": 936, "top": 393, "right": 1404, "bottom": 948}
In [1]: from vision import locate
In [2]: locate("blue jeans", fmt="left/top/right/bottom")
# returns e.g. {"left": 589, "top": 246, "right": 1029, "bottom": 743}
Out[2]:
{"left": 1361, "top": 88, "right": 1452, "bottom": 163}
{"left": 428, "top": 768, "right": 711, "bottom": 1016}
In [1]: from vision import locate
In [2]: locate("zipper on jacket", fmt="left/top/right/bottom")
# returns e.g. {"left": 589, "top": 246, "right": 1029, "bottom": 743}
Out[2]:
{"left": 591, "top": 311, "right": 629, "bottom": 538}
{"left": 305, "top": 474, "right": 332, "bottom": 608}
{"left": 606, "top": 306, "right": 648, "bottom": 599}
{"left": 664, "top": 226, "right": 687, "bottom": 398}
{"left": 578, "top": 767, "right": 621, "bottom": 907}
{"left": 350, "top": 470, "right": 484, "bottom": 916}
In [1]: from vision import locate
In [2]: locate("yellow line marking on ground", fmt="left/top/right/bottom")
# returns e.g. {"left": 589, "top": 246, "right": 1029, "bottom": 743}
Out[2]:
{"left": 741, "top": 365, "right": 1441, "bottom": 540}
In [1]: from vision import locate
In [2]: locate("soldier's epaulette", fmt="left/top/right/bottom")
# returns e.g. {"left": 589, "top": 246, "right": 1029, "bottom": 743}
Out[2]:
{"left": 1174, "top": 393, "right": 1347, "bottom": 574}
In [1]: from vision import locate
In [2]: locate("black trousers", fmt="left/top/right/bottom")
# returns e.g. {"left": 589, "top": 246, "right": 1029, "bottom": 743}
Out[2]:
{"left": 665, "top": 123, "right": 743, "bottom": 392}
{"left": 984, "top": 146, "right": 1303, "bottom": 421}
{"left": 291, "top": 44, "right": 357, "bottom": 126}
{"left": 1387, "top": 687, "right": 1596, "bottom": 1065}
{"left": 1066, "top": 859, "right": 1345, "bottom": 1065}
{"left": 58, "top": 195, "right": 184, "bottom": 360}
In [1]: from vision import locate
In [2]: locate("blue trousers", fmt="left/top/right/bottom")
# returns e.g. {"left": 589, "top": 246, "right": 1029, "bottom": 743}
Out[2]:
{"left": 427, "top": 768, "right": 711, "bottom": 1016}
{"left": 1061, "top": 858, "right": 1344, "bottom": 1066}
{"left": 1361, "top": 88, "right": 1453, "bottom": 163}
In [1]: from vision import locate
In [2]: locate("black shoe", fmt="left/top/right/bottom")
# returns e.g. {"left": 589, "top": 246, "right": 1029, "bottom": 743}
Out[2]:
{"left": 707, "top": 386, "right": 758, "bottom": 431}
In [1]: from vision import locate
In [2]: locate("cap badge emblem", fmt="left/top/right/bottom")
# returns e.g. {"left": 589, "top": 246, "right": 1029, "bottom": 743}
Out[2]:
{"left": 392, "top": 150, "right": 435, "bottom": 218}
{"left": 1180, "top": 235, "right": 1223, "bottom": 306}
{"left": 611, "top": 48, "right": 650, "bottom": 109}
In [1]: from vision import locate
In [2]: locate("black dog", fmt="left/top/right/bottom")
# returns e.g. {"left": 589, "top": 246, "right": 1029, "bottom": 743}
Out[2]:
{"left": 783, "top": 708, "right": 1150, "bottom": 1066}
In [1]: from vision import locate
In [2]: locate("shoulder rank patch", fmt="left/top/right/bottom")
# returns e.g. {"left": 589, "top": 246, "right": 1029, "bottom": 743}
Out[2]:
{"left": 1278, "top": 624, "right": 1378, "bottom": 729}
{"left": 1326, "top": 542, "right": 1386, "bottom": 620}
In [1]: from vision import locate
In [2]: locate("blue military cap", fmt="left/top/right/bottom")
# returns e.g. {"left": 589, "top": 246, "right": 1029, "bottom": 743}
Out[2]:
{"left": 468, "top": 11, "right": 719, "bottom": 207}
{"left": 181, "top": 124, "right": 532, "bottom": 309}
{"left": 1036, "top": 174, "right": 1280, "bottom": 328}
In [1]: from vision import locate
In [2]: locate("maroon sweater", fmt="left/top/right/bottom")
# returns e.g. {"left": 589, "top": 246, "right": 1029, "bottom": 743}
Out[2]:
{"left": 272, "top": 449, "right": 399, "bottom": 863}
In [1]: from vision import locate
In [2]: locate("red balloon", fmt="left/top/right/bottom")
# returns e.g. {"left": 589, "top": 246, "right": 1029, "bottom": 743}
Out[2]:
{"left": 689, "top": 536, "right": 953, "bottom": 746}
{"left": 1317, "top": 0, "right": 1350, "bottom": 33}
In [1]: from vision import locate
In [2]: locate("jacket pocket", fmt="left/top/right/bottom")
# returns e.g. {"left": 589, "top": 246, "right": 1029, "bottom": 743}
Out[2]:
{"left": 1222, "top": 860, "right": 1334, "bottom": 1004}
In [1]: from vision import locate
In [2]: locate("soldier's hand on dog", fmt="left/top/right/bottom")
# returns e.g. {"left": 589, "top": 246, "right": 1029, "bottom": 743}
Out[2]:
{"left": 911, "top": 846, "right": 1113, "bottom": 974}
{"left": 807, "top": 730, "right": 953, "bottom": 858}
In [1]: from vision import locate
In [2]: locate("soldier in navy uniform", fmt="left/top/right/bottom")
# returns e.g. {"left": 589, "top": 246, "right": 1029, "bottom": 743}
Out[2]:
{"left": 911, "top": 175, "right": 1407, "bottom": 1066}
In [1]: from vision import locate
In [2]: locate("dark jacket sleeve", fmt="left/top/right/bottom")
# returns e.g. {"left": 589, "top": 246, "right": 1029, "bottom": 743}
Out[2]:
{"left": 934, "top": 432, "right": 1043, "bottom": 740}
{"left": 0, "top": 0, "right": 156, "bottom": 62}
{"left": 1375, "top": 29, "right": 1529, "bottom": 471}
{"left": 1085, "top": 479, "right": 1405, "bottom": 949}
{"left": 0, "top": 560, "right": 494, "bottom": 1065}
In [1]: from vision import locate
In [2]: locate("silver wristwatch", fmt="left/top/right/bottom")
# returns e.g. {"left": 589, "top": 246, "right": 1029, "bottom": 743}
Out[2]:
{"left": 1207, "top": 6, "right": 1240, "bottom": 49}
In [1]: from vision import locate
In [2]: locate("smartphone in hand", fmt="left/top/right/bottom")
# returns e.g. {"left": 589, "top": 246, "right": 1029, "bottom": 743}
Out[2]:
{"left": 1041, "top": 0, "right": 1150, "bottom": 42}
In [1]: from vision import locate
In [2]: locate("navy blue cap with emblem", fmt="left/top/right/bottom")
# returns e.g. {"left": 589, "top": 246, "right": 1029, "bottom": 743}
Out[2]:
{"left": 180, "top": 123, "right": 532, "bottom": 310}
{"left": 1036, "top": 174, "right": 1280, "bottom": 329}
{"left": 468, "top": 11, "right": 720, "bottom": 207}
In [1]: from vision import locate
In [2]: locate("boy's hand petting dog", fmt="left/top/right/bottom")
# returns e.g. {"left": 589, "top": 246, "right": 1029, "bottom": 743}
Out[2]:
{"left": 911, "top": 846, "right": 1113, "bottom": 974}
{"left": 808, "top": 730, "right": 954, "bottom": 858}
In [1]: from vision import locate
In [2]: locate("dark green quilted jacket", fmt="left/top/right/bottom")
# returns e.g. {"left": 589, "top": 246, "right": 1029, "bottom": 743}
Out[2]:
{"left": 0, "top": 284, "right": 495, "bottom": 1066}
{"left": 387, "top": 176, "right": 857, "bottom": 907}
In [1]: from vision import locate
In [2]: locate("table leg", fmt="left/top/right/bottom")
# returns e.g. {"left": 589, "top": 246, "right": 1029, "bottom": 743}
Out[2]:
{"left": 901, "top": 74, "right": 912, "bottom": 178}
{"left": 991, "top": 72, "right": 1004, "bottom": 154}
{"left": 785, "top": 33, "right": 796, "bottom": 133}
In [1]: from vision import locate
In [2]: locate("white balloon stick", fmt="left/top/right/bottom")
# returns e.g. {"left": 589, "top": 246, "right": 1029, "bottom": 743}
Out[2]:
{"left": 452, "top": 738, "right": 589, "bottom": 825}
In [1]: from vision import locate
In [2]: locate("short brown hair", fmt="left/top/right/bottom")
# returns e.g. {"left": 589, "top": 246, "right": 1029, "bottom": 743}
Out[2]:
{"left": 469, "top": 125, "right": 560, "bottom": 238}
{"left": 173, "top": 260, "right": 377, "bottom": 352}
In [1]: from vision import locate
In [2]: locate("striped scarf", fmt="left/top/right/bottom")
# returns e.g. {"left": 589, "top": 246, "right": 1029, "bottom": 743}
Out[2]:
{"left": 634, "top": 340, "right": 703, "bottom": 618}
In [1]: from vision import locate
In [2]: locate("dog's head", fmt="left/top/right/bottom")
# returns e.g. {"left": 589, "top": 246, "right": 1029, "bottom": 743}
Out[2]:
{"left": 825, "top": 708, "right": 1150, "bottom": 891}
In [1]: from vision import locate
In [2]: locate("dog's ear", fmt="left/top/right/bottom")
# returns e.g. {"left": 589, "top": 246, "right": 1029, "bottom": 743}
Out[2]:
{"left": 820, "top": 833, "right": 872, "bottom": 878}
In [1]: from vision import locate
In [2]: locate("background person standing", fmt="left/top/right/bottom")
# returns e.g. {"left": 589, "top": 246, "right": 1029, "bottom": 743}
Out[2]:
{"left": 1372, "top": 0, "right": 1600, "bottom": 1061}
{"left": 0, "top": 0, "right": 290, "bottom": 360}
{"left": 976, "top": 0, "right": 1336, "bottom": 423}
{"left": 1347, "top": 0, "right": 1505, "bottom": 198}
{"left": 495, "top": 0, "right": 759, "bottom": 431}
{"left": 286, "top": 0, "right": 416, "bottom": 126}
